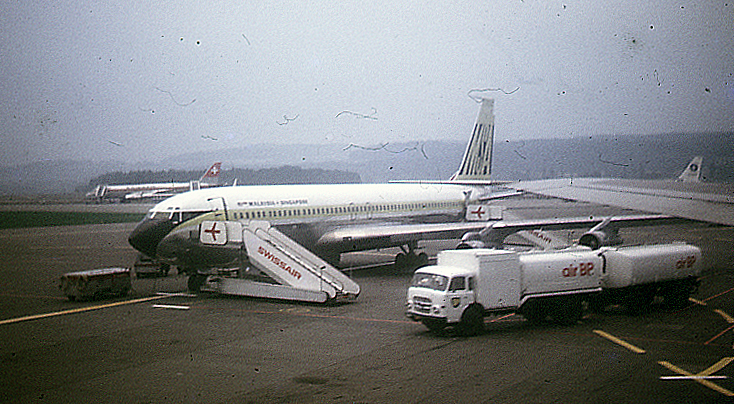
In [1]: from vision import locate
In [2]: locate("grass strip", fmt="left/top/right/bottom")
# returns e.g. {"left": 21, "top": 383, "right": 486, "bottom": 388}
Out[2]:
{"left": 0, "top": 211, "right": 144, "bottom": 229}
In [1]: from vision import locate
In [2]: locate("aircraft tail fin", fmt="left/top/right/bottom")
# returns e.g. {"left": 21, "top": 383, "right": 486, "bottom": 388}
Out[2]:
{"left": 451, "top": 98, "right": 495, "bottom": 182}
{"left": 200, "top": 162, "right": 222, "bottom": 184}
{"left": 677, "top": 156, "right": 702, "bottom": 182}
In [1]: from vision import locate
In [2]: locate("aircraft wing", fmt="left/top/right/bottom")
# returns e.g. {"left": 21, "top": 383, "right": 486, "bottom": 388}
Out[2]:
{"left": 511, "top": 178, "right": 734, "bottom": 226}
{"left": 315, "top": 213, "right": 683, "bottom": 251}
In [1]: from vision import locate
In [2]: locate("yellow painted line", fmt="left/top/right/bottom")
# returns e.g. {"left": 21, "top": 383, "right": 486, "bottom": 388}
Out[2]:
{"left": 659, "top": 360, "right": 734, "bottom": 397}
{"left": 699, "top": 357, "right": 734, "bottom": 377}
{"left": 714, "top": 309, "right": 734, "bottom": 324}
{"left": 593, "top": 330, "right": 646, "bottom": 354}
{"left": 0, "top": 295, "right": 169, "bottom": 326}
{"left": 688, "top": 297, "right": 706, "bottom": 306}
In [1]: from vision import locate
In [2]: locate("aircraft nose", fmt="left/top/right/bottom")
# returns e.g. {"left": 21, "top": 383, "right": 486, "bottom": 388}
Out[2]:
{"left": 128, "top": 217, "right": 176, "bottom": 258}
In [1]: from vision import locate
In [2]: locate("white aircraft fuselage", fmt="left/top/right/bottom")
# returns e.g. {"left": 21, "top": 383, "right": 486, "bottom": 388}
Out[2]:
{"left": 129, "top": 182, "right": 473, "bottom": 270}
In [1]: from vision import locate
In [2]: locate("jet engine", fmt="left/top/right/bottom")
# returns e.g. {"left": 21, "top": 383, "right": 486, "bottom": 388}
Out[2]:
{"left": 456, "top": 231, "right": 483, "bottom": 249}
{"left": 578, "top": 218, "right": 623, "bottom": 250}
{"left": 578, "top": 231, "right": 622, "bottom": 250}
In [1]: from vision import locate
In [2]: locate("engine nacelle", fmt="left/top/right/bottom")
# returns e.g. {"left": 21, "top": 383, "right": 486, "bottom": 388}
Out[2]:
{"left": 579, "top": 230, "right": 622, "bottom": 250}
{"left": 457, "top": 231, "right": 482, "bottom": 249}
{"left": 456, "top": 231, "right": 500, "bottom": 250}
{"left": 456, "top": 240, "right": 488, "bottom": 249}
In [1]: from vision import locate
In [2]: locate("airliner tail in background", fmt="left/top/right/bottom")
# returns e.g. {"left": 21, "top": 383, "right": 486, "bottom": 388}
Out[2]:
{"left": 199, "top": 162, "right": 222, "bottom": 184}
{"left": 86, "top": 162, "right": 222, "bottom": 203}
{"left": 677, "top": 156, "right": 703, "bottom": 183}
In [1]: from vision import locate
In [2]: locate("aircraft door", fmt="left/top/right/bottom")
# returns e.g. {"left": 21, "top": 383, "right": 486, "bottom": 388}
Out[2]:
{"left": 348, "top": 202, "right": 357, "bottom": 221}
{"left": 206, "top": 197, "right": 230, "bottom": 220}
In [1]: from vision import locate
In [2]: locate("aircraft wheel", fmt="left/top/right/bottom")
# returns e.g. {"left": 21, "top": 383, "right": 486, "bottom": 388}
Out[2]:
{"left": 395, "top": 252, "right": 428, "bottom": 271}
{"left": 417, "top": 252, "right": 429, "bottom": 267}
{"left": 394, "top": 253, "right": 407, "bottom": 269}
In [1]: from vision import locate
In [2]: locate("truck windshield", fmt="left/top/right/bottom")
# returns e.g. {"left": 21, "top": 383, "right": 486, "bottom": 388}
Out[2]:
{"left": 411, "top": 273, "right": 449, "bottom": 291}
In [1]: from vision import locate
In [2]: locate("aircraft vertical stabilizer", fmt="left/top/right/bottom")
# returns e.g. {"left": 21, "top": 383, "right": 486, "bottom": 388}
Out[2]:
{"left": 677, "top": 156, "right": 703, "bottom": 182}
{"left": 452, "top": 98, "right": 495, "bottom": 182}
{"left": 200, "top": 162, "right": 222, "bottom": 185}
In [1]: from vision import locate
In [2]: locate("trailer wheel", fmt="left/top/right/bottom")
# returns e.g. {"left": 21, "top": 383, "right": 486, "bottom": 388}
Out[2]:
{"left": 521, "top": 301, "right": 547, "bottom": 324}
{"left": 663, "top": 280, "right": 693, "bottom": 309}
{"left": 159, "top": 264, "right": 170, "bottom": 277}
{"left": 553, "top": 297, "right": 582, "bottom": 325}
{"left": 627, "top": 287, "right": 654, "bottom": 314}
{"left": 459, "top": 305, "right": 484, "bottom": 336}
{"left": 187, "top": 274, "right": 206, "bottom": 292}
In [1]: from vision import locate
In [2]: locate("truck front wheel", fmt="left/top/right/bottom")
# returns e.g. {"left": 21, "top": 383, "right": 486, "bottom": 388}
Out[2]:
{"left": 459, "top": 305, "right": 484, "bottom": 336}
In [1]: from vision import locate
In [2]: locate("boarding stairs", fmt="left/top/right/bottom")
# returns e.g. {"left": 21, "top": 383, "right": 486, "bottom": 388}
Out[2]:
{"left": 202, "top": 220, "right": 360, "bottom": 303}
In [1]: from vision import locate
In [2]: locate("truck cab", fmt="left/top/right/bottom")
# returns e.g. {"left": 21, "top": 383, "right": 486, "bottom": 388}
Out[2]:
{"left": 408, "top": 266, "right": 477, "bottom": 327}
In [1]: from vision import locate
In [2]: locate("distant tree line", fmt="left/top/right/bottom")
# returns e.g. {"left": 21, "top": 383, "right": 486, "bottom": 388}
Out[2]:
{"left": 86, "top": 165, "right": 361, "bottom": 189}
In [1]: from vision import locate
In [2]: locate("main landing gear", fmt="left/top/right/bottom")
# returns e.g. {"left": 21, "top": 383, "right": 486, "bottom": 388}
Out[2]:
{"left": 394, "top": 243, "right": 429, "bottom": 271}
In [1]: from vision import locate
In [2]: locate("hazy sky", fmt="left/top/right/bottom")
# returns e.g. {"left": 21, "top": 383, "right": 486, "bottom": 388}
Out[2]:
{"left": 2, "top": 1, "right": 732, "bottom": 166}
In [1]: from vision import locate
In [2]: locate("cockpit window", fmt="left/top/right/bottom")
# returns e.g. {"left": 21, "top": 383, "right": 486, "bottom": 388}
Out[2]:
{"left": 180, "top": 210, "right": 212, "bottom": 223}
{"left": 148, "top": 210, "right": 211, "bottom": 224}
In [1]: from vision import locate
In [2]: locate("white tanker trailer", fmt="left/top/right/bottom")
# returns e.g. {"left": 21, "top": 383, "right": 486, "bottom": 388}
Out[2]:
{"left": 406, "top": 242, "right": 701, "bottom": 334}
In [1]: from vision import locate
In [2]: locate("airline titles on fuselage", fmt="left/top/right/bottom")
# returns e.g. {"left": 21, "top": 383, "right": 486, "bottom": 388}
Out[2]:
{"left": 237, "top": 199, "right": 309, "bottom": 207}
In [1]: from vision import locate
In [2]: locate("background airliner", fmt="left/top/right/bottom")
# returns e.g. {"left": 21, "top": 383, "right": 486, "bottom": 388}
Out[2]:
{"left": 129, "top": 99, "right": 678, "bottom": 287}
{"left": 86, "top": 162, "right": 222, "bottom": 203}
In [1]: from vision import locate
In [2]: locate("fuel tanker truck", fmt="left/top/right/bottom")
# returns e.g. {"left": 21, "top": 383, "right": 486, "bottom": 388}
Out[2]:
{"left": 406, "top": 242, "right": 701, "bottom": 334}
